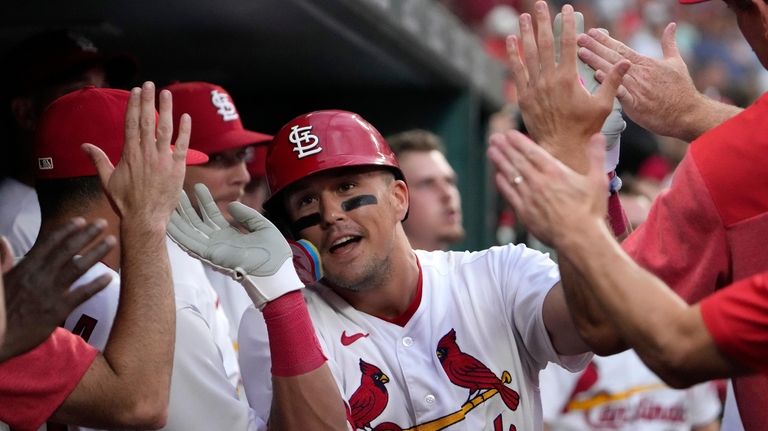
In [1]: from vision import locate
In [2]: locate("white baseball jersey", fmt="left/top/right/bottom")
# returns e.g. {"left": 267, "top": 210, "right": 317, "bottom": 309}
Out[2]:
{"left": 63, "top": 262, "right": 120, "bottom": 351}
{"left": 540, "top": 351, "right": 722, "bottom": 430}
{"left": 0, "top": 178, "right": 41, "bottom": 257}
{"left": 206, "top": 266, "right": 252, "bottom": 345}
{"left": 166, "top": 239, "right": 242, "bottom": 390}
{"left": 57, "top": 241, "right": 257, "bottom": 431}
{"left": 239, "top": 244, "right": 591, "bottom": 431}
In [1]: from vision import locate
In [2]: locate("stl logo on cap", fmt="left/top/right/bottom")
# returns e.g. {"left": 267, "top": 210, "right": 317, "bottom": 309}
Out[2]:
{"left": 289, "top": 125, "right": 322, "bottom": 159}
{"left": 211, "top": 89, "right": 239, "bottom": 122}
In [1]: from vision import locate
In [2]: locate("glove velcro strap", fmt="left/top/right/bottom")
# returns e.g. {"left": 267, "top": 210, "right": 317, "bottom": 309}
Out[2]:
{"left": 241, "top": 259, "right": 304, "bottom": 309}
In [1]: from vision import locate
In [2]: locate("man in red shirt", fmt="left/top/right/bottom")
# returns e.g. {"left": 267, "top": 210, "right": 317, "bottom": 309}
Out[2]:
{"left": 494, "top": 1, "right": 768, "bottom": 430}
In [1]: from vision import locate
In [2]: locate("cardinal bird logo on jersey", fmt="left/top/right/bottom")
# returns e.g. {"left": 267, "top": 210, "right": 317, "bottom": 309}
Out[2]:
{"left": 436, "top": 328, "right": 520, "bottom": 411}
{"left": 349, "top": 359, "right": 390, "bottom": 430}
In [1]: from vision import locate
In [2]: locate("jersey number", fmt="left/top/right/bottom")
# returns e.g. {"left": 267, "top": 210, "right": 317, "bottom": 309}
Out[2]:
{"left": 71, "top": 314, "right": 98, "bottom": 342}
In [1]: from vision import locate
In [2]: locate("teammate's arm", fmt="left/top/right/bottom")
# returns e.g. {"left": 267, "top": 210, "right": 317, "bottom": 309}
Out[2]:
{"left": 49, "top": 82, "right": 188, "bottom": 428}
{"left": 492, "top": 130, "right": 746, "bottom": 387}
{"left": 576, "top": 22, "right": 741, "bottom": 143}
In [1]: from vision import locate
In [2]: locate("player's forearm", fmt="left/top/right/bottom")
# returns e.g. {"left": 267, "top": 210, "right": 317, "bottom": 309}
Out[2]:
{"left": 556, "top": 221, "right": 725, "bottom": 384}
{"left": 557, "top": 256, "right": 627, "bottom": 355}
{"left": 270, "top": 366, "right": 349, "bottom": 431}
{"left": 102, "top": 222, "right": 174, "bottom": 423}
{"left": 676, "top": 93, "right": 742, "bottom": 142}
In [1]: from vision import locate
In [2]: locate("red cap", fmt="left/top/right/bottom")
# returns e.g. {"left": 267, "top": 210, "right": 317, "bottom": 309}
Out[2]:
{"left": 162, "top": 82, "right": 273, "bottom": 155}
{"left": 34, "top": 87, "right": 208, "bottom": 180}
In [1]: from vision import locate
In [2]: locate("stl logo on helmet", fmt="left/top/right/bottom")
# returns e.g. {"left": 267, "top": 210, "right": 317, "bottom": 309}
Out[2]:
{"left": 210, "top": 90, "right": 239, "bottom": 121}
{"left": 289, "top": 125, "right": 323, "bottom": 159}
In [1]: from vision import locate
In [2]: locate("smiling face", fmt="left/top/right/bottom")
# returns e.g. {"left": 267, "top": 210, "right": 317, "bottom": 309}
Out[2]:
{"left": 283, "top": 166, "right": 409, "bottom": 292}
{"left": 398, "top": 150, "right": 465, "bottom": 251}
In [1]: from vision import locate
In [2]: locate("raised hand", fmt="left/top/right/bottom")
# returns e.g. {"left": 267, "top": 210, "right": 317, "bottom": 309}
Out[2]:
{"left": 507, "top": 2, "right": 629, "bottom": 172}
{"left": 576, "top": 23, "right": 704, "bottom": 141}
{"left": 82, "top": 81, "right": 192, "bottom": 230}
{"left": 487, "top": 130, "right": 607, "bottom": 249}
{"left": 0, "top": 218, "right": 115, "bottom": 361}
{"left": 167, "top": 183, "right": 304, "bottom": 308}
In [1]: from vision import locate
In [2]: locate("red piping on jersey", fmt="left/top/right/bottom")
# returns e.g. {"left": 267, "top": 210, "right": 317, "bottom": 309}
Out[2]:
{"left": 380, "top": 256, "right": 423, "bottom": 327}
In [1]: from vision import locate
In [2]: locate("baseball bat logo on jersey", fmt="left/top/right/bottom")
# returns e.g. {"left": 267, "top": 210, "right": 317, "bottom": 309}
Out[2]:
{"left": 346, "top": 329, "right": 521, "bottom": 431}
{"left": 289, "top": 125, "right": 323, "bottom": 159}
{"left": 436, "top": 329, "right": 520, "bottom": 411}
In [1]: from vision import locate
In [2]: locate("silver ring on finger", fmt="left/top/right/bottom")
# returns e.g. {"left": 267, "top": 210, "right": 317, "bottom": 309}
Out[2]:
{"left": 513, "top": 175, "right": 524, "bottom": 185}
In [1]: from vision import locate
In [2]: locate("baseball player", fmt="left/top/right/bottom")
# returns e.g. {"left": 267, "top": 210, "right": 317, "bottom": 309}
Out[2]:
{"left": 171, "top": 108, "right": 607, "bottom": 430}
{"left": 26, "top": 84, "right": 267, "bottom": 431}
{"left": 1, "top": 82, "right": 191, "bottom": 430}
{"left": 163, "top": 81, "right": 273, "bottom": 346}
{"left": 0, "top": 30, "right": 136, "bottom": 258}
{"left": 386, "top": 130, "right": 465, "bottom": 251}
{"left": 501, "top": 1, "right": 768, "bottom": 430}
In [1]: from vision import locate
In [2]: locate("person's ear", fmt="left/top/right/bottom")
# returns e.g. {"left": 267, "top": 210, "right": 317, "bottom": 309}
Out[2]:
{"left": 10, "top": 97, "right": 39, "bottom": 131}
{"left": 390, "top": 179, "right": 409, "bottom": 221}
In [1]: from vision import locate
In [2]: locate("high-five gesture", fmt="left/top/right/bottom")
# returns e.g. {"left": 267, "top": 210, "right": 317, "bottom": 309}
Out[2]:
{"left": 507, "top": 2, "right": 629, "bottom": 172}
{"left": 577, "top": 24, "right": 741, "bottom": 142}
{"left": 83, "top": 82, "right": 192, "bottom": 227}
{"left": 168, "top": 184, "right": 304, "bottom": 309}
{"left": 0, "top": 220, "right": 115, "bottom": 361}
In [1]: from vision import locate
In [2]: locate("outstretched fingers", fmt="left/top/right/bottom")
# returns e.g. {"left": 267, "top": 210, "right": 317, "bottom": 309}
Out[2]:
{"left": 82, "top": 143, "right": 115, "bottom": 189}
{"left": 506, "top": 35, "right": 528, "bottom": 94}
{"left": 661, "top": 22, "right": 680, "bottom": 60}
{"left": 519, "top": 13, "right": 540, "bottom": 84}
{"left": 229, "top": 202, "right": 274, "bottom": 233}
{"left": 168, "top": 212, "right": 213, "bottom": 257}
{"left": 534, "top": 1, "right": 555, "bottom": 76}
{"left": 593, "top": 60, "right": 631, "bottom": 106}
{"left": 58, "top": 235, "right": 116, "bottom": 286}
{"left": 194, "top": 183, "right": 230, "bottom": 230}
{"left": 178, "top": 190, "right": 215, "bottom": 235}
{"left": 156, "top": 89, "right": 174, "bottom": 153}
{"left": 24, "top": 217, "right": 86, "bottom": 263}
{"left": 558, "top": 4, "right": 579, "bottom": 75}
{"left": 49, "top": 220, "right": 109, "bottom": 271}
{"left": 65, "top": 274, "right": 113, "bottom": 315}
{"left": 173, "top": 113, "right": 192, "bottom": 163}
{"left": 139, "top": 81, "right": 157, "bottom": 157}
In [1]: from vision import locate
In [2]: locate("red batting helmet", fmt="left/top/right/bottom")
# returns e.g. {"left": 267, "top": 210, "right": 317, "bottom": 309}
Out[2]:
{"left": 263, "top": 110, "right": 403, "bottom": 220}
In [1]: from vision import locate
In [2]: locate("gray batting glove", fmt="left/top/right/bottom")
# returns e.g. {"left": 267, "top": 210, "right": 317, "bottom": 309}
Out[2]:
{"left": 167, "top": 183, "right": 303, "bottom": 309}
{"left": 555, "top": 13, "right": 625, "bottom": 173}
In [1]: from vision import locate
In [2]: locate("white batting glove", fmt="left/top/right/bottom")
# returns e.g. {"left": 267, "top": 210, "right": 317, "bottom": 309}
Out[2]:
{"left": 167, "top": 183, "right": 303, "bottom": 309}
{"left": 555, "top": 14, "right": 625, "bottom": 173}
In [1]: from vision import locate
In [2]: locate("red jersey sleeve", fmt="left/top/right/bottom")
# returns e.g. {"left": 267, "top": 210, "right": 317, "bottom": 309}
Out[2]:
{"left": 0, "top": 328, "right": 98, "bottom": 430}
{"left": 622, "top": 153, "right": 729, "bottom": 304}
{"left": 699, "top": 273, "right": 768, "bottom": 374}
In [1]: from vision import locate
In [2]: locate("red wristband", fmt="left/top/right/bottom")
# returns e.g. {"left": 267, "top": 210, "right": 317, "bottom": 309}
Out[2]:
{"left": 262, "top": 291, "right": 327, "bottom": 377}
{"left": 607, "top": 191, "right": 630, "bottom": 237}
